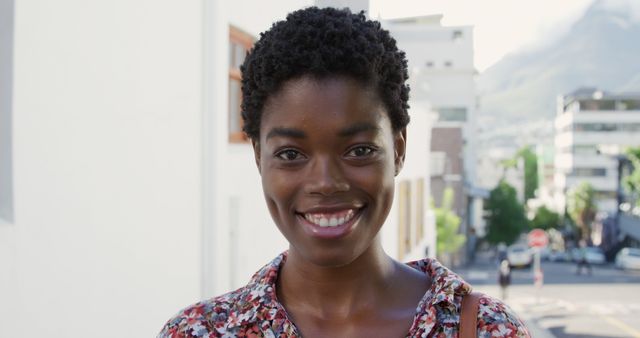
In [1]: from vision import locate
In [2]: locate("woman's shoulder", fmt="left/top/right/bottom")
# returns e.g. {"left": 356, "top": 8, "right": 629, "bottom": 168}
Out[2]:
{"left": 157, "top": 254, "right": 286, "bottom": 337}
{"left": 157, "top": 289, "right": 240, "bottom": 338}
{"left": 476, "top": 294, "right": 531, "bottom": 337}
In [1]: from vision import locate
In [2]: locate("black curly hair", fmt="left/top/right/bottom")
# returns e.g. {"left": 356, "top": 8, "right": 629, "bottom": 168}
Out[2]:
{"left": 240, "top": 6, "right": 410, "bottom": 141}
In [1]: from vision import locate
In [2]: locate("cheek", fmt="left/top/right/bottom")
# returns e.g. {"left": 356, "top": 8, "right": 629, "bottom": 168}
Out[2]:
{"left": 261, "top": 169, "right": 297, "bottom": 215}
{"left": 347, "top": 161, "right": 395, "bottom": 204}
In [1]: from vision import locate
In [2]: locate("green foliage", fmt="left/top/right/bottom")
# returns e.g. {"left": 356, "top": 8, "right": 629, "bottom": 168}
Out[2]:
{"left": 498, "top": 145, "right": 539, "bottom": 202}
{"left": 530, "top": 206, "right": 560, "bottom": 230}
{"left": 484, "top": 180, "right": 528, "bottom": 245}
{"left": 567, "top": 182, "right": 597, "bottom": 240}
{"left": 434, "top": 188, "right": 466, "bottom": 255}
{"left": 624, "top": 146, "right": 640, "bottom": 206}
{"left": 518, "top": 146, "right": 539, "bottom": 202}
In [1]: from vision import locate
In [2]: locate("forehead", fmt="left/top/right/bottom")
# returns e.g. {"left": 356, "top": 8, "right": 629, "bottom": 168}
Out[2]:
{"left": 260, "top": 76, "right": 391, "bottom": 137}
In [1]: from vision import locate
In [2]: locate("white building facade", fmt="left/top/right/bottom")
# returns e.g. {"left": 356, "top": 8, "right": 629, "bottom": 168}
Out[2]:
{"left": 383, "top": 16, "right": 481, "bottom": 253}
{"left": 384, "top": 15, "right": 476, "bottom": 185}
{"left": 0, "top": 1, "right": 439, "bottom": 337}
{"left": 554, "top": 88, "right": 640, "bottom": 213}
{"left": 0, "top": 1, "right": 312, "bottom": 337}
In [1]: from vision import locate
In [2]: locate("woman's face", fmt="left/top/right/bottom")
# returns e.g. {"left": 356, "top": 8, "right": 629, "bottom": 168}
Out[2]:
{"left": 254, "top": 76, "right": 406, "bottom": 267}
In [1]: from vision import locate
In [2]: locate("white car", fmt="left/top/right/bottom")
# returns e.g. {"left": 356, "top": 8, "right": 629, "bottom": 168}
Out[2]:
{"left": 584, "top": 247, "right": 606, "bottom": 265}
{"left": 615, "top": 248, "right": 640, "bottom": 270}
{"left": 570, "top": 247, "right": 606, "bottom": 264}
{"left": 548, "top": 250, "right": 570, "bottom": 262}
{"left": 507, "top": 244, "right": 532, "bottom": 268}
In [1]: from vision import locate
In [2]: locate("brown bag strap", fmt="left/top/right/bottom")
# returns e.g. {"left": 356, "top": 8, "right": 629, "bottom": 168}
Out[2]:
{"left": 460, "top": 292, "right": 482, "bottom": 338}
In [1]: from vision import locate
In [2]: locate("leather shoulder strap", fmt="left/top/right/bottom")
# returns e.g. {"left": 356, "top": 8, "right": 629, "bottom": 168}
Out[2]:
{"left": 460, "top": 292, "right": 482, "bottom": 338}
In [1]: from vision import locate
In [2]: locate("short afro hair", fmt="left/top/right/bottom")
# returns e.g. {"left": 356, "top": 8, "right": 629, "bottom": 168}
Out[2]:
{"left": 240, "top": 6, "right": 410, "bottom": 141}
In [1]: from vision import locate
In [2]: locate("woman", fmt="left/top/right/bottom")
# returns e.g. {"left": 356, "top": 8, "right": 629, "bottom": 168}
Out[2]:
{"left": 159, "top": 7, "right": 530, "bottom": 337}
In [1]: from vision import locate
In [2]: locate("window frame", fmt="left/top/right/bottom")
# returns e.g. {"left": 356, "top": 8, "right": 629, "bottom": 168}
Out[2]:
{"left": 228, "top": 26, "right": 254, "bottom": 143}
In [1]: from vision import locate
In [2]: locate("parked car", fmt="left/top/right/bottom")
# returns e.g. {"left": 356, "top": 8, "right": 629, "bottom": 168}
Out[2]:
{"left": 547, "top": 250, "right": 570, "bottom": 262}
{"left": 615, "top": 247, "right": 640, "bottom": 270}
{"left": 569, "top": 246, "right": 606, "bottom": 264}
{"left": 507, "top": 244, "right": 532, "bottom": 268}
{"left": 584, "top": 247, "right": 606, "bottom": 264}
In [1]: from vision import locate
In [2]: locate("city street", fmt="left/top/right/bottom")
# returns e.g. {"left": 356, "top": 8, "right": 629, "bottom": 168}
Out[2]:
{"left": 455, "top": 253, "right": 640, "bottom": 338}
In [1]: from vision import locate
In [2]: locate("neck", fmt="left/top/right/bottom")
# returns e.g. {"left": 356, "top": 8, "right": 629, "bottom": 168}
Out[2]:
{"left": 277, "top": 239, "right": 397, "bottom": 318}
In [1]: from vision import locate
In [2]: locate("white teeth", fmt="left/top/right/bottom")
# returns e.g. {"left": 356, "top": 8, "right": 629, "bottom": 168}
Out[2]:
{"left": 303, "top": 209, "right": 357, "bottom": 227}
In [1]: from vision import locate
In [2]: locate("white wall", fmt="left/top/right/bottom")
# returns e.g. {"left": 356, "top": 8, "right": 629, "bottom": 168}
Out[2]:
{"left": 210, "top": 0, "right": 314, "bottom": 295}
{"left": 0, "top": 3, "right": 433, "bottom": 337}
{"left": 382, "top": 102, "right": 437, "bottom": 261}
{"left": 0, "top": 0, "right": 14, "bottom": 224}
{"left": 386, "top": 21, "right": 477, "bottom": 188}
{"left": 0, "top": 1, "right": 204, "bottom": 337}
{"left": 553, "top": 106, "right": 640, "bottom": 214}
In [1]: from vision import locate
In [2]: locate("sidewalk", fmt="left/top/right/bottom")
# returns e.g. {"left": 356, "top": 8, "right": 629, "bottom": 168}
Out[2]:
{"left": 507, "top": 296, "right": 558, "bottom": 338}
{"left": 457, "top": 251, "right": 557, "bottom": 337}
{"left": 467, "top": 284, "right": 557, "bottom": 338}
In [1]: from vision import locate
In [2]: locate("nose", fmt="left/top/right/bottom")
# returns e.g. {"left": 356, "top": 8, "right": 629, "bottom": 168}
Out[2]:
{"left": 303, "top": 155, "right": 350, "bottom": 195}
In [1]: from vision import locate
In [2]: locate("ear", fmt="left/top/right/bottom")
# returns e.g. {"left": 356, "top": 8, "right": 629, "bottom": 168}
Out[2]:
{"left": 251, "top": 139, "right": 262, "bottom": 174}
{"left": 394, "top": 128, "right": 407, "bottom": 176}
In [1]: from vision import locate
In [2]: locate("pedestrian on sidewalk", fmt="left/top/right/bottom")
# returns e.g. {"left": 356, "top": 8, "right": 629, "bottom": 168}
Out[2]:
{"left": 499, "top": 259, "right": 511, "bottom": 300}
{"left": 575, "top": 240, "right": 592, "bottom": 276}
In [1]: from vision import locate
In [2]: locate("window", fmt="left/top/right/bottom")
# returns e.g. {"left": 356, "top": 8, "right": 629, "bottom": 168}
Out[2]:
{"left": 571, "top": 167, "right": 607, "bottom": 177}
{"left": 430, "top": 152, "right": 446, "bottom": 176}
{"left": 594, "top": 190, "right": 616, "bottom": 199}
{"left": 572, "top": 144, "right": 597, "bottom": 155}
{"left": 452, "top": 30, "right": 463, "bottom": 41}
{"left": 0, "top": 0, "right": 14, "bottom": 224}
{"left": 228, "top": 26, "right": 254, "bottom": 143}
{"left": 436, "top": 107, "right": 467, "bottom": 122}
{"left": 580, "top": 99, "right": 615, "bottom": 111}
{"left": 398, "top": 180, "right": 411, "bottom": 257}
{"left": 415, "top": 178, "right": 424, "bottom": 246}
{"left": 444, "top": 60, "right": 453, "bottom": 68}
{"left": 617, "top": 99, "right": 640, "bottom": 110}
{"left": 425, "top": 61, "right": 434, "bottom": 68}
{"left": 573, "top": 123, "right": 640, "bottom": 132}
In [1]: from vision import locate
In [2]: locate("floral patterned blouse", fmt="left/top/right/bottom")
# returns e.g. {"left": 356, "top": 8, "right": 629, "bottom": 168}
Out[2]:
{"left": 158, "top": 252, "right": 530, "bottom": 337}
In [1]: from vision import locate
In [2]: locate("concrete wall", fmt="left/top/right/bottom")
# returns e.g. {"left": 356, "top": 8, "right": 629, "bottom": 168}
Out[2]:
{"left": 383, "top": 102, "right": 437, "bottom": 261}
{"left": 0, "top": 2, "right": 432, "bottom": 337}
{"left": 0, "top": 1, "right": 205, "bottom": 337}
{"left": 0, "top": 0, "right": 14, "bottom": 224}
{"left": 212, "top": 0, "right": 314, "bottom": 295}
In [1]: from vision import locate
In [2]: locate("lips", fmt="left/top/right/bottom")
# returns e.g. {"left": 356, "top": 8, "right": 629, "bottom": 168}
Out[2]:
{"left": 296, "top": 205, "right": 364, "bottom": 239}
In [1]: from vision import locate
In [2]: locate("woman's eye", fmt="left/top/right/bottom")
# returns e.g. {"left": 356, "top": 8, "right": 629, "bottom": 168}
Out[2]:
{"left": 276, "top": 149, "right": 304, "bottom": 161}
{"left": 347, "top": 146, "right": 375, "bottom": 158}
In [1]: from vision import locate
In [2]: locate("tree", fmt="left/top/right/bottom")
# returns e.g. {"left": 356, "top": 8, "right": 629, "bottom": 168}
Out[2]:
{"left": 484, "top": 180, "right": 528, "bottom": 245}
{"left": 435, "top": 188, "right": 466, "bottom": 256}
{"left": 567, "top": 181, "right": 597, "bottom": 240}
{"left": 518, "top": 146, "right": 539, "bottom": 202}
{"left": 498, "top": 145, "right": 539, "bottom": 203}
{"left": 530, "top": 206, "right": 560, "bottom": 230}
{"left": 623, "top": 146, "right": 640, "bottom": 207}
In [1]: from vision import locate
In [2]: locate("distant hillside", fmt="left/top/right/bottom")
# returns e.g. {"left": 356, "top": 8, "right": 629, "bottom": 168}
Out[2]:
{"left": 477, "top": 0, "right": 640, "bottom": 147}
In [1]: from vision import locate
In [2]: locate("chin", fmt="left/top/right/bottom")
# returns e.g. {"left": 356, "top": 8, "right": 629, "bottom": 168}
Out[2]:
{"left": 293, "top": 244, "right": 362, "bottom": 268}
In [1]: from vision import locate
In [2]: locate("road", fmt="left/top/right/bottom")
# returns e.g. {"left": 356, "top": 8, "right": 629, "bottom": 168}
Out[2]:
{"left": 455, "top": 253, "right": 640, "bottom": 338}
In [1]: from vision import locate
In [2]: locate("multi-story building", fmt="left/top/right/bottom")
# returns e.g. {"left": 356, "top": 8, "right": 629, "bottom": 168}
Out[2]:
{"left": 384, "top": 15, "right": 482, "bottom": 252}
{"left": 554, "top": 88, "right": 640, "bottom": 213}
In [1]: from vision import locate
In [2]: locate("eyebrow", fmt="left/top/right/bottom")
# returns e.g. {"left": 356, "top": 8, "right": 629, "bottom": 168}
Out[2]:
{"left": 265, "top": 122, "right": 380, "bottom": 140}
{"left": 266, "top": 127, "right": 306, "bottom": 140}
{"left": 337, "top": 122, "right": 381, "bottom": 137}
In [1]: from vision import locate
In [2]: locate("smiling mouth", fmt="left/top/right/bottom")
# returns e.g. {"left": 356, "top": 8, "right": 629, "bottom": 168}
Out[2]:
{"left": 302, "top": 209, "right": 358, "bottom": 227}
